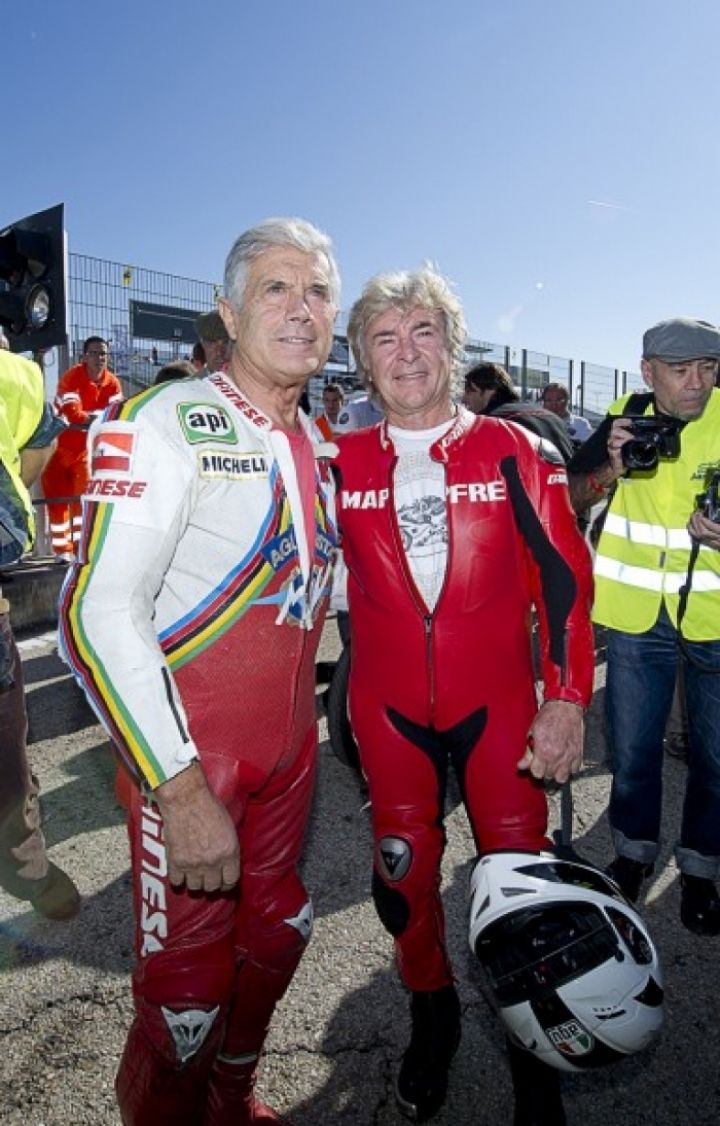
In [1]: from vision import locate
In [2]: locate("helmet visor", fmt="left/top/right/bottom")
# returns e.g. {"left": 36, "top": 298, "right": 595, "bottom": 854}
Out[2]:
{"left": 476, "top": 901, "right": 619, "bottom": 1007}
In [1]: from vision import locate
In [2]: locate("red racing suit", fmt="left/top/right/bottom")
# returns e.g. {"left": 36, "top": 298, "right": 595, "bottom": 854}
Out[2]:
{"left": 333, "top": 407, "right": 594, "bottom": 992}
{"left": 40, "top": 362, "right": 123, "bottom": 556}
{"left": 59, "top": 374, "right": 337, "bottom": 1124}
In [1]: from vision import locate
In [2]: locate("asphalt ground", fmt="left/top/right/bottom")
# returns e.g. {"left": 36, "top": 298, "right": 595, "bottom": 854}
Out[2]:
{"left": 0, "top": 620, "right": 718, "bottom": 1125}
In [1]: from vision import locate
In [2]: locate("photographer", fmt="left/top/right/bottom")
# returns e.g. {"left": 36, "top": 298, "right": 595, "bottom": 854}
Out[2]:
{"left": 568, "top": 317, "right": 720, "bottom": 935}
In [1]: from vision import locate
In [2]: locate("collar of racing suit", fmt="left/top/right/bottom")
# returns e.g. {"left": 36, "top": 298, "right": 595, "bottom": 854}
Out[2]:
{"left": 377, "top": 403, "right": 477, "bottom": 461}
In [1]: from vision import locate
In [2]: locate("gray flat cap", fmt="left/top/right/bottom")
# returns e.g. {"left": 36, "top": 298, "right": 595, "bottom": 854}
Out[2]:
{"left": 195, "top": 309, "right": 229, "bottom": 343}
{"left": 642, "top": 317, "right": 720, "bottom": 361}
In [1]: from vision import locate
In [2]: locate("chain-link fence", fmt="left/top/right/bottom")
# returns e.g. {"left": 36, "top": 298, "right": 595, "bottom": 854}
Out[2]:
{"left": 64, "top": 250, "right": 639, "bottom": 407}
{"left": 67, "top": 253, "right": 222, "bottom": 393}
{"left": 25, "top": 251, "right": 641, "bottom": 560}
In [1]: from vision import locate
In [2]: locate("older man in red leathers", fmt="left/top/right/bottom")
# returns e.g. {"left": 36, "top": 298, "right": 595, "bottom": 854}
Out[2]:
{"left": 332, "top": 268, "right": 594, "bottom": 1125}
{"left": 60, "top": 220, "right": 340, "bottom": 1125}
{"left": 41, "top": 336, "right": 122, "bottom": 559}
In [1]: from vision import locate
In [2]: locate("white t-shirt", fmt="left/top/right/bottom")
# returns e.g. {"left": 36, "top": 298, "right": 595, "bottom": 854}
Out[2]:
{"left": 388, "top": 420, "right": 453, "bottom": 611}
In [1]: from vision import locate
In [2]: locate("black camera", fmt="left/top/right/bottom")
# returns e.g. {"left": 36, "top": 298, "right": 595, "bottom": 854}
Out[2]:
{"left": 621, "top": 415, "right": 684, "bottom": 471}
{"left": 696, "top": 469, "right": 720, "bottom": 524}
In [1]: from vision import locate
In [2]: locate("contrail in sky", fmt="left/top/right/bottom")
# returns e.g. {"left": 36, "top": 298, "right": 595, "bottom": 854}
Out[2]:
{"left": 586, "top": 199, "right": 628, "bottom": 210}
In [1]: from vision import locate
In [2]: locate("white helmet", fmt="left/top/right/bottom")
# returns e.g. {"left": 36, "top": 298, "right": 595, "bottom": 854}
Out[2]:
{"left": 468, "top": 851, "right": 664, "bottom": 1072}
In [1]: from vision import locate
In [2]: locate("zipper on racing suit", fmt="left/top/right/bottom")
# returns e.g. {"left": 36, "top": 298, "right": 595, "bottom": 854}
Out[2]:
{"left": 423, "top": 614, "right": 435, "bottom": 720}
{"left": 386, "top": 452, "right": 453, "bottom": 728}
{"left": 422, "top": 507, "right": 455, "bottom": 725}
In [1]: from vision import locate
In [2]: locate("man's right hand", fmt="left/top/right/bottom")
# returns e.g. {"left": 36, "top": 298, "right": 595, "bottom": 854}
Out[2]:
{"left": 606, "top": 417, "right": 635, "bottom": 476}
{"left": 568, "top": 416, "right": 632, "bottom": 514}
{"left": 155, "top": 762, "right": 240, "bottom": 893}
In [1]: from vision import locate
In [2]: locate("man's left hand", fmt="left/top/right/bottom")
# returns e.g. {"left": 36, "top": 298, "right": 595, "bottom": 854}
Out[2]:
{"left": 517, "top": 700, "right": 584, "bottom": 784}
{"left": 688, "top": 510, "right": 720, "bottom": 551}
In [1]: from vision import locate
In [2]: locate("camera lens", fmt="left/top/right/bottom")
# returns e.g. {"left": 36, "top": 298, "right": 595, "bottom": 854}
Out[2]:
{"left": 622, "top": 441, "right": 659, "bottom": 471}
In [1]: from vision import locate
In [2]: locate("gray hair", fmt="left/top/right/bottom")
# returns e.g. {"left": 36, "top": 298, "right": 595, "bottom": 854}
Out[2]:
{"left": 347, "top": 266, "right": 466, "bottom": 388}
{"left": 223, "top": 217, "right": 341, "bottom": 308}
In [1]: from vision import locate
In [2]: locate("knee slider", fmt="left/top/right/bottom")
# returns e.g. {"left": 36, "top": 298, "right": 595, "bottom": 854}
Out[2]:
{"left": 376, "top": 835, "right": 413, "bottom": 883}
{"left": 134, "top": 935, "right": 236, "bottom": 1065}
{"left": 372, "top": 837, "right": 413, "bottom": 937}
{"left": 132, "top": 994, "right": 225, "bottom": 1067}
{"left": 160, "top": 1003, "right": 222, "bottom": 1065}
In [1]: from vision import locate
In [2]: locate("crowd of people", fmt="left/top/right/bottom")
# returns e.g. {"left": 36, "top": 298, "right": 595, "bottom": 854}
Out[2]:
{"left": 2, "top": 218, "right": 720, "bottom": 1126}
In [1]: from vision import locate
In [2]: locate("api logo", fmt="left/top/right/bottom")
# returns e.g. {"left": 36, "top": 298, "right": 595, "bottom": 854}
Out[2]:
{"left": 547, "top": 1020, "right": 594, "bottom": 1057}
{"left": 178, "top": 403, "right": 238, "bottom": 445}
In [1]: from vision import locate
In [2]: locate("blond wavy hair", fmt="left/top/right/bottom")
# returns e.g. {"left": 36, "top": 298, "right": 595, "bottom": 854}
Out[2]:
{"left": 347, "top": 266, "right": 466, "bottom": 390}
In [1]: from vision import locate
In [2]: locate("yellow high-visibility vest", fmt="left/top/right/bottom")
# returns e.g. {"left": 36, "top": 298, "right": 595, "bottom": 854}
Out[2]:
{"left": 0, "top": 352, "right": 45, "bottom": 551}
{"left": 593, "top": 389, "right": 720, "bottom": 640}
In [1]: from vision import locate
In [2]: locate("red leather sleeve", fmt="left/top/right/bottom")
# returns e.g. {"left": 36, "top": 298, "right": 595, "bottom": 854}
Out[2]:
{"left": 508, "top": 434, "right": 595, "bottom": 709}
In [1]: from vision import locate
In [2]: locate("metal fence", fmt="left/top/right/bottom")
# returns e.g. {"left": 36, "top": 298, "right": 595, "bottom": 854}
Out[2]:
{"left": 67, "top": 253, "right": 221, "bottom": 391}
{"left": 22, "top": 251, "right": 640, "bottom": 560}
{"left": 63, "top": 250, "right": 639, "bottom": 413}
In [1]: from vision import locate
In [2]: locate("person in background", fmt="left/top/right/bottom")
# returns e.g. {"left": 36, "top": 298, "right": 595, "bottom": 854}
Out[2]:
{"left": 463, "top": 362, "right": 574, "bottom": 462}
{"left": 333, "top": 266, "right": 594, "bottom": 1124}
{"left": 191, "top": 341, "right": 207, "bottom": 373}
{"left": 195, "top": 309, "right": 230, "bottom": 376}
{"left": 60, "top": 217, "right": 340, "bottom": 1125}
{"left": 461, "top": 360, "right": 518, "bottom": 415}
{"left": 40, "top": 337, "right": 123, "bottom": 562}
{"left": 153, "top": 359, "right": 196, "bottom": 386}
{"left": 541, "top": 382, "right": 593, "bottom": 446}
{"left": 343, "top": 388, "right": 384, "bottom": 430}
{"left": 568, "top": 316, "right": 720, "bottom": 935}
{"left": 0, "top": 348, "right": 80, "bottom": 919}
{"left": 315, "top": 381, "right": 353, "bottom": 439}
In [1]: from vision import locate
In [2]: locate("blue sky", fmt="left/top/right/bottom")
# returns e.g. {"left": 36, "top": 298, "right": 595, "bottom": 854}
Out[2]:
{"left": 5, "top": 0, "right": 720, "bottom": 374}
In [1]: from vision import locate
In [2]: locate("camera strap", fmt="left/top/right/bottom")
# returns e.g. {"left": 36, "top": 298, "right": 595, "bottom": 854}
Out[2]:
{"left": 588, "top": 393, "right": 654, "bottom": 543}
{"left": 621, "top": 391, "right": 654, "bottom": 416}
{"left": 676, "top": 541, "right": 720, "bottom": 672}
{"left": 550, "top": 780, "right": 593, "bottom": 864}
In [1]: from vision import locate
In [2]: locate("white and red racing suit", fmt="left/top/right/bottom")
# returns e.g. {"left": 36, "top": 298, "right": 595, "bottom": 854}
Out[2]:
{"left": 59, "top": 373, "right": 337, "bottom": 1125}
{"left": 333, "top": 407, "right": 594, "bottom": 992}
